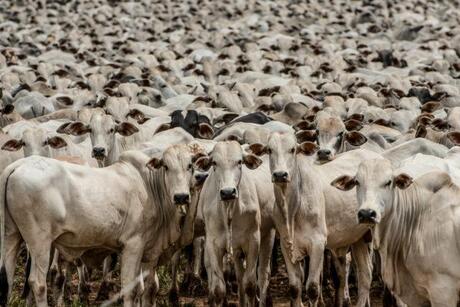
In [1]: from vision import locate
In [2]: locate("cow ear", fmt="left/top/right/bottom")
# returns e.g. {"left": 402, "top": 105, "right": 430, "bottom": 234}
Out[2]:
{"left": 296, "top": 141, "right": 319, "bottom": 156}
{"left": 66, "top": 122, "right": 91, "bottom": 136}
{"left": 415, "top": 125, "right": 427, "bottom": 138}
{"left": 1, "top": 104, "right": 14, "bottom": 115}
{"left": 421, "top": 101, "right": 441, "bottom": 113}
{"left": 293, "top": 120, "right": 314, "bottom": 131}
{"left": 126, "top": 109, "right": 147, "bottom": 124}
{"left": 348, "top": 113, "right": 364, "bottom": 122}
{"left": 46, "top": 136, "right": 67, "bottom": 149}
{"left": 447, "top": 131, "right": 460, "bottom": 145}
{"left": 146, "top": 158, "right": 163, "bottom": 170}
{"left": 192, "top": 152, "right": 207, "bottom": 163}
{"left": 56, "top": 122, "right": 71, "bottom": 134}
{"left": 373, "top": 118, "right": 389, "bottom": 126}
{"left": 295, "top": 129, "right": 317, "bottom": 143}
{"left": 194, "top": 156, "right": 212, "bottom": 171}
{"left": 116, "top": 122, "right": 139, "bottom": 136}
{"left": 154, "top": 123, "right": 171, "bottom": 135}
{"left": 248, "top": 143, "right": 268, "bottom": 156}
{"left": 56, "top": 96, "right": 74, "bottom": 107}
{"left": 345, "top": 131, "right": 367, "bottom": 146}
{"left": 2, "top": 139, "right": 24, "bottom": 151}
{"left": 221, "top": 113, "right": 239, "bottom": 124}
{"left": 394, "top": 173, "right": 413, "bottom": 189}
{"left": 417, "top": 115, "right": 432, "bottom": 126}
{"left": 197, "top": 123, "right": 214, "bottom": 139}
{"left": 226, "top": 134, "right": 243, "bottom": 144}
{"left": 344, "top": 119, "right": 363, "bottom": 131}
{"left": 243, "top": 154, "right": 263, "bottom": 170}
{"left": 331, "top": 175, "right": 357, "bottom": 191}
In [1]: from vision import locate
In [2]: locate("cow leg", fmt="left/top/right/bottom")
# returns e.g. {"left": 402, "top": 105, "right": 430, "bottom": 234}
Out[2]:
{"left": 204, "top": 238, "right": 226, "bottom": 307}
{"left": 331, "top": 248, "right": 349, "bottom": 307}
{"left": 280, "top": 242, "right": 303, "bottom": 307}
{"left": 54, "top": 259, "right": 70, "bottom": 307}
{"left": 244, "top": 231, "right": 260, "bottom": 307}
{"left": 192, "top": 236, "right": 205, "bottom": 281}
{"left": 49, "top": 248, "right": 59, "bottom": 284}
{"left": 1, "top": 221, "right": 22, "bottom": 302}
{"left": 169, "top": 250, "right": 180, "bottom": 306}
{"left": 120, "top": 236, "right": 143, "bottom": 307}
{"left": 234, "top": 250, "right": 246, "bottom": 307}
{"left": 351, "top": 239, "right": 372, "bottom": 307}
{"left": 97, "top": 254, "right": 117, "bottom": 300}
{"left": 305, "top": 240, "right": 325, "bottom": 307}
{"left": 76, "top": 260, "right": 90, "bottom": 304}
{"left": 258, "top": 228, "right": 275, "bottom": 307}
{"left": 141, "top": 265, "right": 159, "bottom": 307}
{"left": 27, "top": 242, "right": 51, "bottom": 307}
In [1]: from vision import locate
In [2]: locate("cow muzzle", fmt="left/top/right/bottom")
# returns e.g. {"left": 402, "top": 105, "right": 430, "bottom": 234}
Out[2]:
{"left": 194, "top": 173, "right": 208, "bottom": 186}
{"left": 92, "top": 147, "right": 106, "bottom": 160}
{"left": 220, "top": 188, "right": 237, "bottom": 201}
{"left": 174, "top": 193, "right": 190, "bottom": 205}
{"left": 357, "top": 208, "right": 378, "bottom": 225}
{"left": 317, "top": 149, "right": 333, "bottom": 162}
{"left": 272, "top": 171, "right": 289, "bottom": 183}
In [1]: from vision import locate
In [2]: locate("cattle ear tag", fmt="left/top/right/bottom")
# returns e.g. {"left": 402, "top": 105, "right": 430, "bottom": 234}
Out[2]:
{"left": 248, "top": 143, "right": 267, "bottom": 156}
{"left": 394, "top": 173, "right": 413, "bottom": 189}
{"left": 330, "top": 175, "right": 357, "bottom": 191}
{"left": 243, "top": 154, "right": 263, "bottom": 170}
{"left": 296, "top": 142, "right": 319, "bottom": 156}
{"left": 146, "top": 158, "right": 163, "bottom": 170}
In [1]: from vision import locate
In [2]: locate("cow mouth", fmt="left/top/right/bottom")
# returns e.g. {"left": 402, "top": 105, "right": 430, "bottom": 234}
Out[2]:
{"left": 272, "top": 177, "right": 290, "bottom": 183}
{"left": 220, "top": 195, "right": 237, "bottom": 201}
{"left": 92, "top": 153, "right": 106, "bottom": 161}
{"left": 358, "top": 216, "right": 377, "bottom": 225}
{"left": 316, "top": 156, "right": 333, "bottom": 164}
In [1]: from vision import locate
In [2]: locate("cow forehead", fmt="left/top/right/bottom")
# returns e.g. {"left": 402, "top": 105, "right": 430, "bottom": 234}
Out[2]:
{"left": 317, "top": 116, "right": 345, "bottom": 134}
{"left": 212, "top": 141, "right": 242, "bottom": 162}
{"left": 90, "top": 114, "right": 115, "bottom": 129}
{"left": 23, "top": 128, "right": 46, "bottom": 142}
{"left": 162, "top": 145, "right": 194, "bottom": 168}
{"left": 268, "top": 132, "right": 296, "bottom": 151}
{"left": 357, "top": 159, "right": 392, "bottom": 183}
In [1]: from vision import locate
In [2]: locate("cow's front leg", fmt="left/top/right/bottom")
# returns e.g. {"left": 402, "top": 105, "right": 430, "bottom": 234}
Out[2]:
{"left": 305, "top": 236, "right": 326, "bottom": 307}
{"left": 243, "top": 231, "right": 260, "bottom": 307}
{"left": 120, "top": 236, "right": 143, "bottom": 307}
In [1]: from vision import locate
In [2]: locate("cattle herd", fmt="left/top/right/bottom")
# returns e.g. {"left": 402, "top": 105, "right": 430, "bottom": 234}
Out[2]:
{"left": 1, "top": 0, "right": 460, "bottom": 306}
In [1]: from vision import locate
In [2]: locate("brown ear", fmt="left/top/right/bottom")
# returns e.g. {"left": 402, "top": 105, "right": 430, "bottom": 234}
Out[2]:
{"left": 56, "top": 96, "right": 74, "bottom": 106}
{"left": 46, "top": 136, "right": 67, "bottom": 149}
{"left": 146, "top": 157, "right": 163, "bottom": 170}
{"left": 431, "top": 118, "right": 449, "bottom": 130}
{"left": 373, "top": 118, "right": 389, "bottom": 127}
{"left": 154, "top": 123, "right": 171, "bottom": 134}
{"left": 296, "top": 141, "right": 319, "bottom": 156}
{"left": 421, "top": 101, "right": 441, "bottom": 113}
{"left": 66, "top": 122, "right": 91, "bottom": 136}
{"left": 345, "top": 131, "right": 367, "bottom": 146}
{"left": 293, "top": 120, "right": 315, "bottom": 131}
{"left": 197, "top": 123, "right": 214, "bottom": 139}
{"left": 226, "top": 134, "right": 243, "bottom": 144}
{"left": 56, "top": 122, "right": 71, "bottom": 134}
{"left": 394, "top": 173, "right": 413, "bottom": 189}
{"left": 116, "top": 122, "right": 139, "bottom": 136}
{"left": 1, "top": 104, "right": 14, "bottom": 115}
{"left": 417, "top": 115, "right": 432, "bottom": 126}
{"left": 126, "top": 109, "right": 147, "bottom": 124}
{"left": 2, "top": 139, "right": 24, "bottom": 151}
{"left": 243, "top": 154, "right": 263, "bottom": 170}
{"left": 331, "top": 175, "right": 357, "bottom": 191}
{"left": 221, "top": 113, "right": 239, "bottom": 124}
{"left": 415, "top": 125, "right": 427, "bottom": 138}
{"left": 295, "top": 130, "right": 317, "bottom": 143}
{"left": 344, "top": 119, "right": 363, "bottom": 131}
{"left": 447, "top": 131, "right": 460, "bottom": 145}
{"left": 192, "top": 152, "right": 207, "bottom": 163}
{"left": 348, "top": 113, "right": 364, "bottom": 122}
{"left": 248, "top": 143, "right": 268, "bottom": 156}
{"left": 194, "top": 156, "right": 212, "bottom": 171}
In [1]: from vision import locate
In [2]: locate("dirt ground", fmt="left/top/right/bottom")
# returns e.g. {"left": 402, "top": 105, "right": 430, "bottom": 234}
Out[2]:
{"left": 9, "top": 247, "right": 385, "bottom": 306}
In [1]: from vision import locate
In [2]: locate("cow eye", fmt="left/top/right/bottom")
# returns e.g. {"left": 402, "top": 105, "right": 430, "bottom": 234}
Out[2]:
{"left": 109, "top": 128, "right": 115, "bottom": 133}
{"left": 188, "top": 163, "right": 192, "bottom": 170}
{"left": 238, "top": 160, "right": 242, "bottom": 165}
{"left": 164, "top": 165, "right": 169, "bottom": 171}
{"left": 290, "top": 148, "right": 295, "bottom": 153}
{"left": 267, "top": 148, "right": 272, "bottom": 154}
{"left": 384, "top": 180, "right": 391, "bottom": 187}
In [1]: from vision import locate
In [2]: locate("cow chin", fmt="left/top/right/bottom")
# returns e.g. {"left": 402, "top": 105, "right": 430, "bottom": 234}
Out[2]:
{"left": 92, "top": 153, "right": 106, "bottom": 161}
{"left": 357, "top": 216, "right": 378, "bottom": 225}
{"left": 272, "top": 177, "right": 290, "bottom": 184}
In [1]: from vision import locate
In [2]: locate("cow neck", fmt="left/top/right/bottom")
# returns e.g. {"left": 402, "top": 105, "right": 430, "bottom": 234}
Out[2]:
{"left": 375, "top": 184, "right": 432, "bottom": 296}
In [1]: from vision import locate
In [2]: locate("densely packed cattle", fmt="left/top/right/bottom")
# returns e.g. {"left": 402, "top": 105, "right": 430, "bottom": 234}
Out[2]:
{"left": 1, "top": 0, "right": 460, "bottom": 306}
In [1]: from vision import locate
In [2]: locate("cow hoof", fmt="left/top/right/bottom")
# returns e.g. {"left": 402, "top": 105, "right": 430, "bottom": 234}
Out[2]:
{"left": 289, "top": 285, "right": 300, "bottom": 299}
{"left": 169, "top": 288, "right": 180, "bottom": 307}
{"left": 306, "top": 283, "right": 319, "bottom": 301}
{"left": 96, "top": 280, "right": 113, "bottom": 301}
{"left": 344, "top": 297, "right": 352, "bottom": 307}
{"left": 266, "top": 292, "right": 273, "bottom": 307}
{"left": 49, "top": 268, "right": 58, "bottom": 284}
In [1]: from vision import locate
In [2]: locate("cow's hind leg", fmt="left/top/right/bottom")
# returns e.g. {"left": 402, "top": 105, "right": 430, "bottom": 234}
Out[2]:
{"left": 169, "top": 250, "right": 180, "bottom": 306}
{"left": 0, "top": 219, "right": 22, "bottom": 305}
{"left": 27, "top": 241, "right": 51, "bottom": 307}
{"left": 352, "top": 239, "right": 372, "bottom": 307}
{"left": 332, "top": 248, "right": 350, "bottom": 307}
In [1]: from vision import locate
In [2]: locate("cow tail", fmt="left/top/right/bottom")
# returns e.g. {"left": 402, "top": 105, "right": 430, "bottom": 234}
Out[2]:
{"left": 0, "top": 166, "right": 16, "bottom": 306}
{"left": 21, "top": 251, "right": 31, "bottom": 299}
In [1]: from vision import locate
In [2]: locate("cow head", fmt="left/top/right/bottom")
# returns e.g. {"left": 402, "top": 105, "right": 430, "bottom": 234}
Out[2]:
{"left": 147, "top": 144, "right": 208, "bottom": 206}
{"left": 249, "top": 132, "right": 318, "bottom": 184}
{"left": 331, "top": 159, "right": 413, "bottom": 225}
{"left": 65, "top": 114, "right": 138, "bottom": 163}
{"left": 195, "top": 141, "right": 262, "bottom": 201}
{"left": 0, "top": 104, "right": 17, "bottom": 127}
{"left": 2, "top": 128, "right": 67, "bottom": 157}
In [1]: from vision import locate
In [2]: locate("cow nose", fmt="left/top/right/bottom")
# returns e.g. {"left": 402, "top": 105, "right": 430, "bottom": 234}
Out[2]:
{"left": 317, "top": 149, "right": 332, "bottom": 160}
{"left": 220, "top": 188, "right": 237, "bottom": 201}
{"left": 357, "top": 209, "right": 377, "bottom": 224}
{"left": 272, "top": 171, "right": 289, "bottom": 183}
{"left": 174, "top": 193, "right": 190, "bottom": 205}
{"left": 92, "top": 147, "right": 106, "bottom": 158}
{"left": 194, "top": 173, "right": 208, "bottom": 185}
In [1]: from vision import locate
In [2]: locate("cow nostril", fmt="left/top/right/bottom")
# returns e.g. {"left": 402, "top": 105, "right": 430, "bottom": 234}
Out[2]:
{"left": 174, "top": 193, "right": 190, "bottom": 205}
{"left": 357, "top": 209, "right": 377, "bottom": 223}
{"left": 92, "top": 147, "right": 106, "bottom": 157}
{"left": 220, "top": 188, "right": 237, "bottom": 200}
{"left": 195, "top": 173, "right": 208, "bottom": 184}
{"left": 318, "top": 149, "right": 331, "bottom": 156}
{"left": 272, "top": 171, "right": 289, "bottom": 183}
